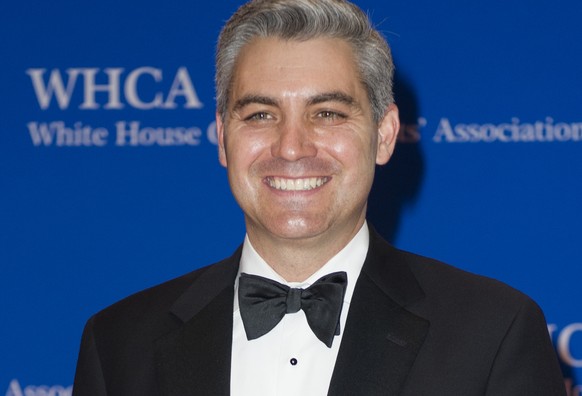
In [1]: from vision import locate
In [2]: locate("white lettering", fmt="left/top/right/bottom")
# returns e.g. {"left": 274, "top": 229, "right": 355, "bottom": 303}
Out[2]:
{"left": 558, "top": 323, "right": 582, "bottom": 368}
{"left": 433, "top": 117, "right": 582, "bottom": 143}
{"left": 5, "top": 379, "right": 72, "bottom": 396}
{"left": 115, "top": 121, "right": 202, "bottom": 146}
{"left": 162, "top": 67, "right": 203, "bottom": 109}
{"left": 26, "top": 69, "right": 81, "bottom": 110}
{"left": 27, "top": 67, "right": 203, "bottom": 110}
{"left": 433, "top": 118, "right": 456, "bottom": 142}
{"left": 554, "top": 123, "right": 572, "bottom": 141}
{"left": 27, "top": 121, "right": 108, "bottom": 147}
{"left": 207, "top": 121, "right": 218, "bottom": 145}
{"left": 27, "top": 122, "right": 56, "bottom": 146}
{"left": 124, "top": 67, "right": 163, "bottom": 109}
{"left": 79, "top": 68, "right": 124, "bottom": 110}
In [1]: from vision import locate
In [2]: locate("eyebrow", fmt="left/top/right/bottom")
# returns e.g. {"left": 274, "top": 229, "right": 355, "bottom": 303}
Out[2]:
{"left": 231, "top": 91, "right": 359, "bottom": 113}
{"left": 232, "top": 95, "right": 279, "bottom": 112}
{"left": 306, "top": 91, "right": 358, "bottom": 108}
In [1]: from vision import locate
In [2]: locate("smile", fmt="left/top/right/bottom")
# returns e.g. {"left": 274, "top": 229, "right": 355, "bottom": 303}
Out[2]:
{"left": 266, "top": 176, "right": 329, "bottom": 191}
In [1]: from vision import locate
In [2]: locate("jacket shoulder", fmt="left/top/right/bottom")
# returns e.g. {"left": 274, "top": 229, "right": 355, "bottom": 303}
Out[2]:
{"left": 399, "top": 248, "right": 532, "bottom": 306}
{"left": 385, "top": 245, "right": 546, "bottom": 338}
{"left": 89, "top": 250, "right": 239, "bottom": 338}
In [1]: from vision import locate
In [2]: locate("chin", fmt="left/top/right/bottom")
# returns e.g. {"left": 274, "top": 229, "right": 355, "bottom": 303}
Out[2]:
{"left": 266, "top": 217, "right": 329, "bottom": 240}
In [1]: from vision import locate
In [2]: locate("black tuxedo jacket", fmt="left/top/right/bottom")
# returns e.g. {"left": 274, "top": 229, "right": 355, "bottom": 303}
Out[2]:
{"left": 73, "top": 229, "right": 565, "bottom": 395}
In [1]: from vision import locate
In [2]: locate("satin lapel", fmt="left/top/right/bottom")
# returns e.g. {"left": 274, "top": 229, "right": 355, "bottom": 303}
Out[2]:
{"left": 154, "top": 249, "right": 241, "bottom": 396}
{"left": 328, "top": 230, "right": 429, "bottom": 396}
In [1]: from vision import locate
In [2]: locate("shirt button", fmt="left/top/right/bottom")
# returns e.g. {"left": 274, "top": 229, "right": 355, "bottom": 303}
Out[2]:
{"left": 290, "top": 358, "right": 298, "bottom": 366}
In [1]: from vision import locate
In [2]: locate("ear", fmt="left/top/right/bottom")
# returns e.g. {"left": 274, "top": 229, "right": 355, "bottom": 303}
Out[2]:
{"left": 375, "top": 104, "right": 400, "bottom": 165}
{"left": 216, "top": 112, "right": 228, "bottom": 168}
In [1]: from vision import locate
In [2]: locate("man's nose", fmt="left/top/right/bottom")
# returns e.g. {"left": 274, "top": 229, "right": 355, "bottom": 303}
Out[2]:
{"left": 271, "top": 119, "right": 317, "bottom": 161}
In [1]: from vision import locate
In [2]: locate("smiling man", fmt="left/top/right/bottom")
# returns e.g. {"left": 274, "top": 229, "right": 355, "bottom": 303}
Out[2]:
{"left": 73, "top": 1, "right": 566, "bottom": 395}
{"left": 216, "top": 35, "right": 397, "bottom": 282}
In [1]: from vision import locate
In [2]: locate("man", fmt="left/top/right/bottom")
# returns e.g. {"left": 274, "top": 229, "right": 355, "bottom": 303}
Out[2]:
{"left": 72, "top": 0, "right": 566, "bottom": 395}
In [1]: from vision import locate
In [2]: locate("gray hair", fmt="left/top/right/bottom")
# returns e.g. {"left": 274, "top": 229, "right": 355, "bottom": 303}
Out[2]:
{"left": 215, "top": 0, "right": 394, "bottom": 124}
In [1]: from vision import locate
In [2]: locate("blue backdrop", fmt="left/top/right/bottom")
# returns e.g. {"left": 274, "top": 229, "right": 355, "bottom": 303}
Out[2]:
{"left": 1, "top": 1, "right": 580, "bottom": 394}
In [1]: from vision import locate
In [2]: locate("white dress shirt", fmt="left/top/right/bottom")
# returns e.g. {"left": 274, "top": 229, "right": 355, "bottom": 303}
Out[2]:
{"left": 230, "top": 223, "right": 370, "bottom": 396}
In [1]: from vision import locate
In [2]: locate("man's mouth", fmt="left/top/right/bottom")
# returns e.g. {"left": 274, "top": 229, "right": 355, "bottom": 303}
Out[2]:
{"left": 266, "top": 176, "right": 330, "bottom": 191}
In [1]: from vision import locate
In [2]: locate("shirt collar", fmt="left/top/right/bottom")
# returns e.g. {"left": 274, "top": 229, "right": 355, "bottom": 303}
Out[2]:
{"left": 234, "top": 222, "right": 369, "bottom": 312}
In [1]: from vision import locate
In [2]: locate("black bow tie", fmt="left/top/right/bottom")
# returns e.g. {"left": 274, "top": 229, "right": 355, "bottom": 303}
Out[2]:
{"left": 238, "top": 271, "right": 347, "bottom": 348}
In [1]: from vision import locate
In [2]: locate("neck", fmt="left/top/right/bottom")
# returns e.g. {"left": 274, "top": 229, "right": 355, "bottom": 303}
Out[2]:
{"left": 246, "top": 219, "right": 365, "bottom": 282}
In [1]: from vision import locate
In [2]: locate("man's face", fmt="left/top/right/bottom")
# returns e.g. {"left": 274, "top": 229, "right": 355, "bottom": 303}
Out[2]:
{"left": 217, "top": 37, "right": 398, "bottom": 247}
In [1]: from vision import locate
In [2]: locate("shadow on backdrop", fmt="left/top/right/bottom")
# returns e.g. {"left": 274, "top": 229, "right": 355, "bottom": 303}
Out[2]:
{"left": 368, "top": 68, "right": 425, "bottom": 243}
{"left": 368, "top": 72, "right": 573, "bottom": 392}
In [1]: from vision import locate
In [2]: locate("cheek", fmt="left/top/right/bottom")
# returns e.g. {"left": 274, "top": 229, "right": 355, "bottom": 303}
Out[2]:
{"left": 325, "top": 132, "right": 376, "bottom": 167}
{"left": 226, "top": 132, "right": 271, "bottom": 168}
{"left": 225, "top": 135, "right": 274, "bottom": 197}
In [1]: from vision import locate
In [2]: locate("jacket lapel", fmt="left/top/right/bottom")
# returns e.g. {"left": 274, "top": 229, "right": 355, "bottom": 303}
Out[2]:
{"left": 328, "top": 229, "right": 430, "bottom": 396}
{"left": 151, "top": 229, "right": 428, "bottom": 395}
{"left": 154, "top": 249, "right": 241, "bottom": 396}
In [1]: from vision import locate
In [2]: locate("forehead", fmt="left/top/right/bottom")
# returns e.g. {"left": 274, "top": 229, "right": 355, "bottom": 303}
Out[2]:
{"left": 230, "top": 36, "right": 365, "bottom": 103}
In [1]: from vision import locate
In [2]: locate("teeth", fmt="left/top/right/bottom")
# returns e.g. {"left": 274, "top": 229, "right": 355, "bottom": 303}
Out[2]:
{"left": 267, "top": 177, "right": 328, "bottom": 191}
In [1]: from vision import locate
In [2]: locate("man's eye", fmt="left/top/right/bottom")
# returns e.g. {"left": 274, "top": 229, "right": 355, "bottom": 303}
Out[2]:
{"left": 245, "top": 112, "right": 272, "bottom": 121}
{"left": 316, "top": 111, "right": 346, "bottom": 121}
